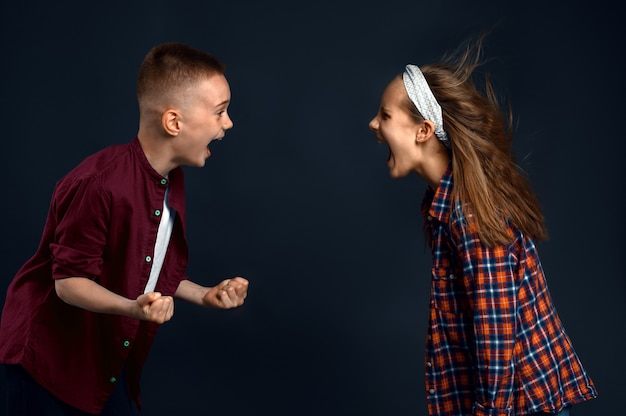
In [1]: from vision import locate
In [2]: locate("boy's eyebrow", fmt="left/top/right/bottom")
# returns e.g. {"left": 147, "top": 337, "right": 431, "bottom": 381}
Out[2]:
{"left": 215, "top": 100, "right": 230, "bottom": 107}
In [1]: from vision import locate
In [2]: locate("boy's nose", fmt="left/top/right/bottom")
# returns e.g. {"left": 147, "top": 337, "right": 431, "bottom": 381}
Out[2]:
{"left": 224, "top": 115, "right": 234, "bottom": 130}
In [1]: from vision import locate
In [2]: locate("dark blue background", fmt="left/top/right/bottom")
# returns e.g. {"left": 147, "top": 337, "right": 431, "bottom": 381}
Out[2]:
{"left": 1, "top": 0, "right": 623, "bottom": 414}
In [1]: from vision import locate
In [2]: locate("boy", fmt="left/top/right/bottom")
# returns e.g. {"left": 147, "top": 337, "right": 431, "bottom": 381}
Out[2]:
{"left": 0, "top": 42, "right": 248, "bottom": 415}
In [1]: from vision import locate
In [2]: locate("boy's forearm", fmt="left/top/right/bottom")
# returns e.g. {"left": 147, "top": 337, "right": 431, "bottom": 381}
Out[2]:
{"left": 174, "top": 279, "right": 211, "bottom": 306}
{"left": 176, "top": 277, "right": 248, "bottom": 309}
{"left": 55, "top": 277, "right": 137, "bottom": 318}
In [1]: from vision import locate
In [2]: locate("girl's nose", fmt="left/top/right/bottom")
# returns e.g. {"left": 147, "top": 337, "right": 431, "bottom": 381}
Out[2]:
{"left": 369, "top": 117, "right": 379, "bottom": 131}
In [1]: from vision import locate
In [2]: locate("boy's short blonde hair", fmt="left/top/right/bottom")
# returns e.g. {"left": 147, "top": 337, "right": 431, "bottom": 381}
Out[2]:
{"left": 137, "top": 42, "right": 225, "bottom": 111}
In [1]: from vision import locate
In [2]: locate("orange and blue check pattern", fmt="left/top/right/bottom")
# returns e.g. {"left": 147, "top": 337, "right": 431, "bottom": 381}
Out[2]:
{"left": 420, "top": 166, "right": 597, "bottom": 416}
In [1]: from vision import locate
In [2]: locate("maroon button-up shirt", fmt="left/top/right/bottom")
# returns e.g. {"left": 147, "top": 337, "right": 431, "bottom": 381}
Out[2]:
{"left": 0, "top": 137, "right": 189, "bottom": 413}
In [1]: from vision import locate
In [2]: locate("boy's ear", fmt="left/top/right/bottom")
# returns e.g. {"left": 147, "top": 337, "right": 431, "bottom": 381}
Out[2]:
{"left": 162, "top": 109, "right": 181, "bottom": 136}
{"left": 415, "top": 120, "right": 436, "bottom": 143}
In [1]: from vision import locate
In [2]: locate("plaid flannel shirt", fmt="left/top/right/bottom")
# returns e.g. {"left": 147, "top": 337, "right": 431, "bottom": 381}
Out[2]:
{"left": 421, "top": 166, "right": 597, "bottom": 416}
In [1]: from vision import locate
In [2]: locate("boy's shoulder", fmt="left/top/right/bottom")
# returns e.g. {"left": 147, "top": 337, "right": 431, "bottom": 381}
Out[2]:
{"left": 56, "top": 141, "right": 134, "bottom": 190}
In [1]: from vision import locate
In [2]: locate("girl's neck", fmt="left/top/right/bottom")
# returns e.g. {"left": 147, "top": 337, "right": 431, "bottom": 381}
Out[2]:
{"left": 417, "top": 148, "right": 450, "bottom": 191}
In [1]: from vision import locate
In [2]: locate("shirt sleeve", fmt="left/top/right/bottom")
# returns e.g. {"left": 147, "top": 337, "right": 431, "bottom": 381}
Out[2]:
{"left": 49, "top": 175, "right": 111, "bottom": 280}
{"left": 449, "top": 217, "right": 519, "bottom": 415}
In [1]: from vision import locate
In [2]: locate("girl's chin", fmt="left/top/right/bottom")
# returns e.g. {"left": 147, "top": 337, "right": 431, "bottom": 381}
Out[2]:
{"left": 389, "top": 170, "right": 407, "bottom": 179}
{"left": 388, "top": 162, "right": 410, "bottom": 179}
{"left": 386, "top": 156, "right": 401, "bottom": 177}
{"left": 388, "top": 165, "right": 402, "bottom": 178}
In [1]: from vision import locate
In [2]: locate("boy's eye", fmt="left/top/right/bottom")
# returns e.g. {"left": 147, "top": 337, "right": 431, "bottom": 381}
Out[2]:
{"left": 381, "top": 112, "right": 390, "bottom": 120}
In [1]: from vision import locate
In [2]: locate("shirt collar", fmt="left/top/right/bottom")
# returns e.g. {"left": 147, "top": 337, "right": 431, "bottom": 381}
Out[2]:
{"left": 422, "top": 162, "right": 454, "bottom": 223}
{"left": 130, "top": 137, "right": 168, "bottom": 182}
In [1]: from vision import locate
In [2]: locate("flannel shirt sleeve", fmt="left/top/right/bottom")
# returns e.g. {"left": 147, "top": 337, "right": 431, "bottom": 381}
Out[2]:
{"left": 450, "top": 216, "right": 518, "bottom": 415}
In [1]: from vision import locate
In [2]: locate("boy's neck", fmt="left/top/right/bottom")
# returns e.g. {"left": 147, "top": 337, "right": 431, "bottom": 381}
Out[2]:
{"left": 137, "top": 130, "right": 176, "bottom": 177}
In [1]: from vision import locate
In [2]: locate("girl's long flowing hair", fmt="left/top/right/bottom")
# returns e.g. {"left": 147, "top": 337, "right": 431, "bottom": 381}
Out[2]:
{"left": 406, "top": 34, "right": 548, "bottom": 246}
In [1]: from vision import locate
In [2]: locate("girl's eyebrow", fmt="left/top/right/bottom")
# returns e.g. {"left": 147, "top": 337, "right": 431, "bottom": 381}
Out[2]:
{"left": 215, "top": 100, "right": 230, "bottom": 108}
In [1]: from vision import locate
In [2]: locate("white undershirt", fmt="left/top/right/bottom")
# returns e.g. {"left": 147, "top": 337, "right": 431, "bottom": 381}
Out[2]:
{"left": 144, "top": 187, "right": 176, "bottom": 293}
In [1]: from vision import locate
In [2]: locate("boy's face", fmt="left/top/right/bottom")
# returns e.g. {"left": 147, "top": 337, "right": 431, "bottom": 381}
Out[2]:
{"left": 368, "top": 76, "right": 421, "bottom": 178}
{"left": 171, "top": 74, "right": 233, "bottom": 167}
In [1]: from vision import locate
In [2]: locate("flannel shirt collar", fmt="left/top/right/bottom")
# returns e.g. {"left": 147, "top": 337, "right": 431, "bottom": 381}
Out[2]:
{"left": 423, "top": 162, "right": 454, "bottom": 224}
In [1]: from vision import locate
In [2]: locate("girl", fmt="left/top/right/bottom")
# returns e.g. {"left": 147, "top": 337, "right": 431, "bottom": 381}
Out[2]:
{"left": 368, "top": 36, "right": 597, "bottom": 416}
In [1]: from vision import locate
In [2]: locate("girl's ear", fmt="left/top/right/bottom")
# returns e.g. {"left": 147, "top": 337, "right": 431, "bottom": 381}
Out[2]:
{"left": 162, "top": 109, "right": 181, "bottom": 136}
{"left": 416, "top": 120, "right": 436, "bottom": 143}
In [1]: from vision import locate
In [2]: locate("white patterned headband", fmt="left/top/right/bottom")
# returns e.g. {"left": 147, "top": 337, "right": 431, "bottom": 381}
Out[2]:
{"left": 402, "top": 64, "right": 450, "bottom": 148}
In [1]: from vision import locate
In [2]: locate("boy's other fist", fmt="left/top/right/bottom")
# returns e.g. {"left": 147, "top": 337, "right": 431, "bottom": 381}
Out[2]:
{"left": 203, "top": 277, "right": 248, "bottom": 309}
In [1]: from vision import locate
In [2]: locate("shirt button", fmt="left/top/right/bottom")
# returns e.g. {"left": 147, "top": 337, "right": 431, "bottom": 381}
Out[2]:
{"left": 145, "top": 256, "right": 152, "bottom": 263}
{"left": 160, "top": 179, "right": 167, "bottom": 185}
{"left": 449, "top": 274, "right": 455, "bottom": 280}
{"left": 427, "top": 362, "right": 432, "bottom": 367}
{"left": 110, "top": 377, "right": 117, "bottom": 383}
{"left": 427, "top": 215, "right": 433, "bottom": 221}
{"left": 429, "top": 388, "right": 435, "bottom": 395}
{"left": 154, "top": 209, "right": 161, "bottom": 216}
{"left": 123, "top": 340, "right": 131, "bottom": 347}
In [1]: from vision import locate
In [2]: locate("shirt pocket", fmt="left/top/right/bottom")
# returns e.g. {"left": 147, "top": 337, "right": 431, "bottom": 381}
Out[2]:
{"left": 431, "top": 266, "right": 469, "bottom": 314}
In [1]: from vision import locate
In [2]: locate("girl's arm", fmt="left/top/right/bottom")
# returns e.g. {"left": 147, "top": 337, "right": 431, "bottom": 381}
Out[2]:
{"left": 451, "top": 219, "right": 519, "bottom": 414}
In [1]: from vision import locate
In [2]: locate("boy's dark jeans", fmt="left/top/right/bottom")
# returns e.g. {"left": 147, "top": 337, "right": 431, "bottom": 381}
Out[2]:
{"left": 5, "top": 364, "right": 137, "bottom": 416}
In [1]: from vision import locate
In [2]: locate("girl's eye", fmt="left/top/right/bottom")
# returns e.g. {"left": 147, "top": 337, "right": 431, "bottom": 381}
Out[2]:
{"left": 381, "top": 112, "right": 390, "bottom": 120}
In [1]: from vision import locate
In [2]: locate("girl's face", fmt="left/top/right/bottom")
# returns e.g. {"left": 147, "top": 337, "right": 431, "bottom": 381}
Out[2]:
{"left": 369, "top": 76, "right": 422, "bottom": 178}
